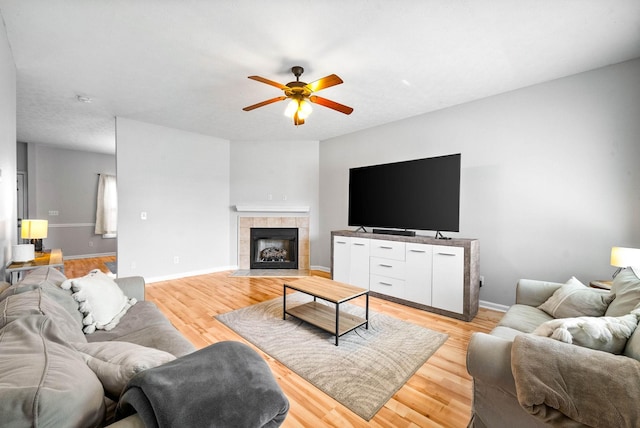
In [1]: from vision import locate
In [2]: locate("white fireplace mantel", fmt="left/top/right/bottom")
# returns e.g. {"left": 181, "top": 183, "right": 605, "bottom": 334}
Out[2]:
{"left": 235, "top": 205, "right": 310, "bottom": 213}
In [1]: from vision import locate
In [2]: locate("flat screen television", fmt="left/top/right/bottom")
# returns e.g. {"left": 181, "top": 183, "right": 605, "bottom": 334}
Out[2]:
{"left": 348, "top": 153, "right": 461, "bottom": 235}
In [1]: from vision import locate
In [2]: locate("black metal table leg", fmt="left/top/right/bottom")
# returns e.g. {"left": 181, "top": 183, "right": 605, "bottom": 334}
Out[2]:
{"left": 335, "top": 303, "right": 339, "bottom": 346}
{"left": 283, "top": 285, "right": 287, "bottom": 320}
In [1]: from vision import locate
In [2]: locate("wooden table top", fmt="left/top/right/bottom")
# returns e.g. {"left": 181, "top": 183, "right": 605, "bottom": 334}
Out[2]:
{"left": 7, "top": 249, "right": 63, "bottom": 270}
{"left": 284, "top": 276, "right": 368, "bottom": 303}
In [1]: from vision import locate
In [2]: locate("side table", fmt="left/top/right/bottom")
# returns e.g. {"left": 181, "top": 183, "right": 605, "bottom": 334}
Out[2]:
{"left": 5, "top": 249, "right": 64, "bottom": 284}
{"left": 589, "top": 280, "right": 613, "bottom": 290}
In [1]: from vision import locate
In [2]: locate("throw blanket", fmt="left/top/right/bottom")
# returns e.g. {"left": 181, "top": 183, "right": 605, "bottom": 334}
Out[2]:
{"left": 116, "top": 341, "right": 289, "bottom": 428}
{"left": 511, "top": 334, "right": 640, "bottom": 428}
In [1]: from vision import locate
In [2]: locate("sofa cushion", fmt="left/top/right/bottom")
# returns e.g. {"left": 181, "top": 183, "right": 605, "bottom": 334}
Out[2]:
{"left": 533, "top": 311, "right": 640, "bottom": 354}
{"left": 624, "top": 307, "right": 640, "bottom": 360}
{"left": 605, "top": 268, "right": 640, "bottom": 317}
{"left": 538, "top": 277, "right": 614, "bottom": 318}
{"left": 86, "top": 301, "right": 196, "bottom": 358}
{"left": 0, "top": 314, "right": 105, "bottom": 427}
{"left": 62, "top": 269, "right": 137, "bottom": 334}
{"left": 72, "top": 341, "right": 176, "bottom": 399}
{"left": 0, "top": 266, "right": 83, "bottom": 328}
{"left": 498, "top": 304, "right": 554, "bottom": 333}
{"left": 0, "top": 290, "right": 86, "bottom": 343}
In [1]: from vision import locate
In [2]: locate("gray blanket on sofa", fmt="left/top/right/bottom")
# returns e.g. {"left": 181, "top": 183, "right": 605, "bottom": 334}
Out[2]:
{"left": 511, "top": 334, "right": 640, "bottom": 428}
{"left": 116, "top": 341, "right": 289, "bottom": 428}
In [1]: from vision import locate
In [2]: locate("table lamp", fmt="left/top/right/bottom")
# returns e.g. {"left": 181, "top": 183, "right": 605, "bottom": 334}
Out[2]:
{"left": 610, "top": 246, "right": 640, "bottom": 278}
{"left": 21, "top": 219, "right": 48, "bottom": 253}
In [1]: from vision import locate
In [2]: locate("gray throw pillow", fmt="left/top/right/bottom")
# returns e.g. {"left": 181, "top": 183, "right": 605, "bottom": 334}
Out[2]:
{"left": 605, "top": 268, "right": 640, "bottom": 317}
{"left": 538, "top": 276, "right": 614, "bottom": 318}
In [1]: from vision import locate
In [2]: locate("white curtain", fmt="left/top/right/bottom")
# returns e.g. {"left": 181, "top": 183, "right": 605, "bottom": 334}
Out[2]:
{"left": 95, "top": 174, "right": 117, "bottom": 238}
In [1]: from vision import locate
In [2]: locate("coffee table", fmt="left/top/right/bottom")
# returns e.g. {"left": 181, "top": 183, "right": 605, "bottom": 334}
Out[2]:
{"left": 283, "top": 276, "right": 369, "bottom": 346}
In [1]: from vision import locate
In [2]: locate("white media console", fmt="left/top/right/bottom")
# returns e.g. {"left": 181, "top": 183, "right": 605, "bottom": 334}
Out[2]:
{"left": 331, "top": 230, "right": 480, "bottom": 321}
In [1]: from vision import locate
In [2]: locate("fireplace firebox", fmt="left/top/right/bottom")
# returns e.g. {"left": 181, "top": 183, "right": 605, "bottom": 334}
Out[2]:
{"left": 250, "top": 227, "right": 298, "bottom": 269}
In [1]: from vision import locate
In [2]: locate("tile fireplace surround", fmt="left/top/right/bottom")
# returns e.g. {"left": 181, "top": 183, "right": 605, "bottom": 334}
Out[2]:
{"left": 238, "top": 216, "right": 310, "bottom": 270}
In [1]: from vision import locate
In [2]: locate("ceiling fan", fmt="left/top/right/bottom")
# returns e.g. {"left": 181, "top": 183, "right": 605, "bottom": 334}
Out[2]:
{"left": 243, "top": 66, "right": 353, "bottom": 126}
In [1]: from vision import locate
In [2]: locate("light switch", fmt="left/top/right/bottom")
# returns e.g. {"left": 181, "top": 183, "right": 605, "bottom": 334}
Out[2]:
{"left": 140, "top": 211, "right": 147, "bottom": 220}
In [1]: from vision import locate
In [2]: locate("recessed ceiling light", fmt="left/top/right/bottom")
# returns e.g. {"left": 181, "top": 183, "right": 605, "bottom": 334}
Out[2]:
{"left": 76, "top": 95, "right": 92, "bottom": 103}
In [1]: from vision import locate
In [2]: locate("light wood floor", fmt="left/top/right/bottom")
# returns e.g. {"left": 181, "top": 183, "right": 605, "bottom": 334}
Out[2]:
{"left": 64, "top": 257, "right": 502, "bottom": 428}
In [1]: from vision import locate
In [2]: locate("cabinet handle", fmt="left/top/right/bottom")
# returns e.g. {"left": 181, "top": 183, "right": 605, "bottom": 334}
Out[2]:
{"left": 378, "top": 281, "right": 393, "bottom": 286}
{"left": 353, "top": 243, "right": 365, "bottom": 246}
{"left": 437, "top": 252, "right": 456, "bottom": 256}
{"left": 378, "top": 264, "right": 393, "bottom": 268}
{"left": 336, "top": 241, "right": 347, "bottom": 244}
{"left": 409, "top": 249, "right": 426, "bottom": 253}
{"left": 379, "top": 246, "right": 393, "bottom": 249}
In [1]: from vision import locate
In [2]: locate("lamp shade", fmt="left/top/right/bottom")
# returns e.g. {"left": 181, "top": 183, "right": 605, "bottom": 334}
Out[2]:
{"left": 12, "top": 244, "right": 35, "bottom": 262}
{"left": 610, "top": 247, "right": 640, "bottom": 267}
{"left": 21, "top": 219, "right": 48, "bottom": 239}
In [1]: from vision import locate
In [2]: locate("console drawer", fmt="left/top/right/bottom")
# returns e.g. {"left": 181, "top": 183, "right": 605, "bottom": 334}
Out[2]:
{"left": 370, "top": 274, "right": 405, "bottom": 299}
{"left": 370, "top": 257, "right": 405, "bottom": 279}
{"left": 370, "top": 239, "right": 405, "bottom": 260}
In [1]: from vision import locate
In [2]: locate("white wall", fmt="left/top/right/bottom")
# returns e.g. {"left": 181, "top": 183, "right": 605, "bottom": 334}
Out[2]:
{"left": 116, "top": 117, "right": 231, "bottom": 281}
{"left": 0, "top": 20, "right": 16, "bottom": 276}
{"left": 228, "top": 140, "right": 319, "bottom": 267}
{"left": 319, "top": 59, "right": 640, "bottom": 306}
{"left": 27, "top": 144, "right": 116, "bottom": 257}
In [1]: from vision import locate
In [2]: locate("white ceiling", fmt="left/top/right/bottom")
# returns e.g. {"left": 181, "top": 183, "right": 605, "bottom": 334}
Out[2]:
{"left": 1, "top": 0, "right": 639, "bottom": 154}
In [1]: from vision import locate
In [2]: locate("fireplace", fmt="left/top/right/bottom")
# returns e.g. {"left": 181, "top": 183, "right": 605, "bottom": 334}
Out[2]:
{"left": 250, "top": 227, "right": 299, "bottom": 269}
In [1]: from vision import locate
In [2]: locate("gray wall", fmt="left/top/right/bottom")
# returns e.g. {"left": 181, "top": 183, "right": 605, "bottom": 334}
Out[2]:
{"left": 26, "top": 143, "right": 116, "bottom": 257}
{"left": 228, "top": 140, "right": 319, "bottom": 267}
{"left": 116, "top": 117, "right": 231, "bottom": 281}
{"left": 318, "top": 58, "right": 640, "bottom": 307}
{"left": 0, "top": 22, "right": 16, "bottom": 276}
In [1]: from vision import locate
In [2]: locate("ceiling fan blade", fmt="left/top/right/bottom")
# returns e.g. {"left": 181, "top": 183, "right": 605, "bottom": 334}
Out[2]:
{"left": 247, "top": 76, "right": 288, "bottom": 90}
{"left": 242, "top": 96, "right": 287, "bottom": 111}
{"left": 305, "top": 74, "right": 343, "bottom": 92}
{"left": 309, "top": 95, "right": 353, "bottom": 115}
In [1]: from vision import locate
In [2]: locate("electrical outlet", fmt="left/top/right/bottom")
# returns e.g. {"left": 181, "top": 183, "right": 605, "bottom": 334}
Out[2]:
{"left": 88, "top": 241, "right": 94, "bottom": 247}
{"left": 173, "top": 256, "right": 180, "bottom": 264}
{"left": 48, "top": 210, "right": 59, "bottom": 216}
{"left": 131, "top": 262, "right": 137, "bottom": 270}
{"left": 480, "top": 276, "right": 485, "bottom": 287}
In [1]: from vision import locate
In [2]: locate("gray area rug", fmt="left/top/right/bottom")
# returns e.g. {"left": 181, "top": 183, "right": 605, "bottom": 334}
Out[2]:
{"left": 215, "top": 293, "right": 448, "bottom": 420}
{"left": 104, "top": 261, "right": 117, "bottom": 274}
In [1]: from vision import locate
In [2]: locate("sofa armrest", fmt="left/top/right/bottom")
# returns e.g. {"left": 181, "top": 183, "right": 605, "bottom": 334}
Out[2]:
{"left": 515, "top": 279, "right": 564, "bottom": 307}
{"left": 466, "top": 332, "right": 517, "bottom": 396}
{"left": 114, "top": 277, "right": 145, "bottom": 302}
{"left": 512, "top": 334, "right": 640, "bottom": 427}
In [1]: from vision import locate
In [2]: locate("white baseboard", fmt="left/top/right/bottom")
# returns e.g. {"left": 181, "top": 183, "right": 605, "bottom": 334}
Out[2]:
{"left": 145, "top": 265, "right": 237, "bottom": 283}
{"left": 311, "top": 265, "right": 330, "bottom": 273}
{"left": 479, "top": 300, "right": 508, "bottom": 312}
{"left": 63, "top": 252, "right": 116, "bottom": 260}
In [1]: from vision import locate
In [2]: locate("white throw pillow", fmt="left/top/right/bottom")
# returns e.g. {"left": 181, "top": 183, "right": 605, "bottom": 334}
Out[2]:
{"left": 61, "top": 269, "right": 136, "bottom": 334}
{"left": 532, "top": 309, "right": 640, "bottom": 354}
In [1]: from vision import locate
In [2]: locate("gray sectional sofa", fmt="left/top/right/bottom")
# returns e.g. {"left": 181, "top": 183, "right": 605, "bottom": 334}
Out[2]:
{"left": 0, "top": 266, "right": 289, "bottom": 427}
{"left": 467, "top": 267, "right": 640, "bottom": 428}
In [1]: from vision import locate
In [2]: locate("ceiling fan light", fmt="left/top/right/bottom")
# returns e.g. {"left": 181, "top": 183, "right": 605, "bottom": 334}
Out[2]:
{"left": 298, "top": 100, "right": 312, "bottom": 119}
{"left": 284, "top": 99, "right": 298, "bottom": 117}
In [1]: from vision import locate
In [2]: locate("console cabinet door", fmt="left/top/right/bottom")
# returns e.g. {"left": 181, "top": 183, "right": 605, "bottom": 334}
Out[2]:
{"left": 349, "top": 237, "right": 370, "bottom": 288}
{"left": 432, "top": 245, "right": 464, "bottom": 314}
{"left": 332, "top": 236, "right": 370, "bottom": 288}
{"left": 332, "top": 236, "right": 350, "bottom": 283}
{"left": 405, "top": 243, "right": 433, "bottom": 306}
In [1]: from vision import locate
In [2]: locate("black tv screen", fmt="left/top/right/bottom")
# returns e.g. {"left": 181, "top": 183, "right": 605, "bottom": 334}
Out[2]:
{"left": 348, "top": 153, "right": 461, "bottom": 232}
